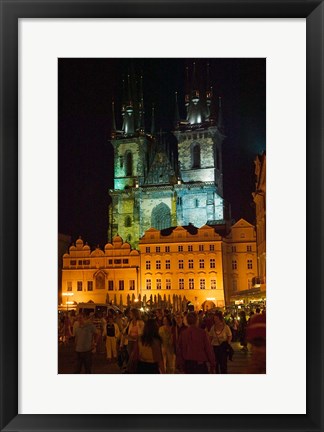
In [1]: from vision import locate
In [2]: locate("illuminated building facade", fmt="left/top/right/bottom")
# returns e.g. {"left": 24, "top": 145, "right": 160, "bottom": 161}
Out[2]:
{"left": 222, "top": 219, "right": 259, "bottom": 304}
{"left": 139, "top": 224, "right": 225, "bottom": 310}
{"left": 252, "top": 153, "right": 266, "bottom": 296}
{"left": 61, "top": 236, "right": 140, "bottom": 308}
{"left": 61, "top": 218, "right": 258, "bottom": 308}
{"left": 108, "top": 63, "right": 229, "bottom": 250}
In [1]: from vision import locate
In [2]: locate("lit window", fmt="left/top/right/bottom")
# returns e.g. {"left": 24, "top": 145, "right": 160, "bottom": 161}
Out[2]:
{"left": 189, "top": 279, "right": 194, "bottom": 289}
{"left": 119, "top": 280, "right": 124, "bottom": 291}
{"left": 108, "top": 280, "right": 114, "bottom": 291}
{"left": 178, "top": 260, "right": 184, "bottom": 269}
{"left": 129, "top": 280, "right": 135, "bottom": 291}
{"left": 188, "top": 259, "right": 194, "bottom": 269}
{"left": 146, "top": 261, "right": 151, "bottom": 270}
{"left": 247, "top": 259, "right": 253, "bottom": 269}
{"left": 77, "top": 281, "right": 82, "bottom": 291}
{"left": 67, "top": 281, "right": 72, "bottom": 291}
{"left": 199, "top": 259, "right": 205, "bottom": 269}
{"left": 166, "top": 279, "right": 171, "bottom": 290}
{"left": 156, "top": 260, "right": 161, "bottom": 270}
{"left": 179, "top": 278, "right": 184, "bottom": 289}
{"left": 87, "top": 281, "right": 93, "bottom": 291}
{"left": 156, "top": 279, "right": 162, "bottom": 290}
{"left": 232, "top": 260, "right": 237, "bottom": 270}
{"left": 199, "top": 244, "right": 204, "bottom": 251}
{"left": 200, "top": 279, "right": 206, "bottom": 289}
{"left": 165, "top": 260, "right": 171, "bottom": 270}
{"left": 210, "top": 259, "right": 216, "bottom": 269}
{"left": 211, "top": 279, "right": 216, "bottom": 289}
{"left": 178, "top": 245, "right": 183, "bottom": 252}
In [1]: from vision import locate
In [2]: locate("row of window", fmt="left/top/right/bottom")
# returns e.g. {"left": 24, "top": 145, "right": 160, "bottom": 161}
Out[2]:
{"left": 230, "top": 245, "right": 253, "bottom": 252}
{"left": 69, "top": 259, "right": 130, "bottom": 267}
{"left": 145, "top": 278, "right": 217, "bottom": 290}
{"left": 66, "top": 280, "right": 136, "bottom": 292}
{"left": 145, "top": 244, "right": 216, "bottom": 253}
{"left": 232, "top": 259, "right": 253, "bottom": 270}
{"left": 146, "top": 258, "right": 216, "bottom": 270}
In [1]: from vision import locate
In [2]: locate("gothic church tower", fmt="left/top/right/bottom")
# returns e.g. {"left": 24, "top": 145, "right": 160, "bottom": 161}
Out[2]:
{"left": 108, "top": 62, "right": 229, "bottom": 249}
{"left": 173, "top": 62, "right": 227, "bottom": 228}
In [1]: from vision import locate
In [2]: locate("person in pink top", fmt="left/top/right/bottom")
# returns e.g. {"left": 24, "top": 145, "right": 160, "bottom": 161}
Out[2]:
{"left": 177, "top": 312, "right": 216, "bottom": 374}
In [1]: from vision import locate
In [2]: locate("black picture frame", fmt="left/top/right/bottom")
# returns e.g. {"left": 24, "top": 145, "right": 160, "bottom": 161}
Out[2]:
{"left": 1, "top": 1, "right": 323, "bottom": 431}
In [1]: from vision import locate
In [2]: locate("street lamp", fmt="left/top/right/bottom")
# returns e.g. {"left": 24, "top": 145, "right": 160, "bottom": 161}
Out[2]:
{"left": 62, "top": 292, "right": 74, "bottom": 313}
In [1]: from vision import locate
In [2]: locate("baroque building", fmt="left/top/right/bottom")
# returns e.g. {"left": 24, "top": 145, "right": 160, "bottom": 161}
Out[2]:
{"left": 61, "top": 218, "right": 259, "bottom": 309}
{"left": 108, "top": 63, "right": 229, "bottom": 250}
{"left": 61, "top": 236, "right": 140, "bottom": 307}
{"left": 252, "top": 152, "right": 266, "bottom": 296}
{"left": 138, "top": 224, "right": 225, "bottom": 310}
{"left": 222, "top": 219, "right": 260, "bottom": 305}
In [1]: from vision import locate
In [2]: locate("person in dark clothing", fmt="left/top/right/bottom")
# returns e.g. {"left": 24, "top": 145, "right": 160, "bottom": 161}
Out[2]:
{"left": 238, "top": 310, "right": 248, "bottom": 352}
{"left": 177, "top": 312, "right": 215, "bottom": 374}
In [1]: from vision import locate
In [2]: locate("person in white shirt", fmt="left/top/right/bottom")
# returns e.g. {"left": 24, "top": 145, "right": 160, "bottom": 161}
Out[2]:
{"left": 209, "top": 310, "right": 232, "bottom": 374}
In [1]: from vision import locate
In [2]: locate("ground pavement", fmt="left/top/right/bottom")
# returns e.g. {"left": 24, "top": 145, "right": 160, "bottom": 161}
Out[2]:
{"left": 58, "top": 341, "right": 253, "bottom": 374}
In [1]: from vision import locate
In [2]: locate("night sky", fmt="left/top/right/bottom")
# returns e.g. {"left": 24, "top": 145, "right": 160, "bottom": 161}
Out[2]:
{"left": 58, "top": 58, "right": 266, "bottom": 248}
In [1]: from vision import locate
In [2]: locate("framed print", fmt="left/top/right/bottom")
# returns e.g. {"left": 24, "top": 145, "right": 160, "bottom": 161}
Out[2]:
{"left": 0, "top": 1, "right": 323, "bottom": 431}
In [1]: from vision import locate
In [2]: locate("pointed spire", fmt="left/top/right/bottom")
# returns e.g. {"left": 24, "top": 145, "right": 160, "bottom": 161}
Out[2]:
{"left": 206, "top": 62, "right": 212, "bottom": 105}
{"left": 138, "top": 74, "right": 145, "bottom": 133}
{"left": 174, "top": 91, "right": 180, "bottom": 129}
{"left": 218, "top": 97, "right": 224, "bottom": 130}
{"left": 191, "top": 61, "right": 199, "bottom": 101}
{"left": 185, "top": 66, "right": 190, "bottom": 107}
{"left": 127, "top": 73, "right": 132, "bottom": 107}
{"left": 150, "top": 104, "right": 155, "bottom": 136}
{"left": 111, "top": 99, "right": 116, "bottom": 138}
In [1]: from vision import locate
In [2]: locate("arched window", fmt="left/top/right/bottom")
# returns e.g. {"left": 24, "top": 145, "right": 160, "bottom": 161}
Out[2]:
{"left": 192, "top": 144, "right": 200, "bottom": 168}
{"left": 151, "top": 203, "right": 171, "bottom": 231}
{"left": 126, "top": 152, "right": 133, "bottom": 176}
{"left": 125, "top": 216, "right": 132, "bottom": 227}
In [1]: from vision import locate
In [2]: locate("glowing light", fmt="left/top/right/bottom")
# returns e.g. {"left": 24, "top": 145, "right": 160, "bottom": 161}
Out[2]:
{"left": 206, "top": 297, "right": 216, "bottom": 301}
{"left": 62, "top": 292, "right": 74, "bottom": 297}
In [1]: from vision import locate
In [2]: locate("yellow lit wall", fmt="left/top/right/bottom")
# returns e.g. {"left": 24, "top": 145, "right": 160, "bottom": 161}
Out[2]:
{"left": 139, "top": 225, "right": 225, "bottom": 310}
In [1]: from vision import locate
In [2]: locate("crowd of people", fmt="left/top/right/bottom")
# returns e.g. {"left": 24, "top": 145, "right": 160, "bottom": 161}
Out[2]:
{"left": 58, "top": 306, "right": 266, "bottom": 374}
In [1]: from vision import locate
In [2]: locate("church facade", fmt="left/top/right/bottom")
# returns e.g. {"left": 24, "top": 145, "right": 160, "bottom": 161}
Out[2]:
{"left": 108, "top": 64, "right": 229, "bottom": 250}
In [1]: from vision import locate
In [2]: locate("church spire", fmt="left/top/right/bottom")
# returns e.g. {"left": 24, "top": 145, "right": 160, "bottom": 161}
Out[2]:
{"left": 218, "top": 97, "right": 224, "bottom": 131}
{"left": 111, "top": 99, "right": 117, "bottom": 138}
{"left": 122, "top": 74, "right": 134, "bottom": 135}
{"left": 150, "top": 104, "right": 155, "bottom": 136}
{"left": 191, "top": 61, "right": 199, "bottom": 102}
{"left": 174, "top": 91, "right": 180, "bottom": 129}
{"left": 138, "top": 74, "right": 145, "bottom": 134}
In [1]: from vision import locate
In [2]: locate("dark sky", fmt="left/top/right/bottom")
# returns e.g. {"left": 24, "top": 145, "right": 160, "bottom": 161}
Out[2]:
{"left": 58, "top": 58, "right": 266, "bottom": 247}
